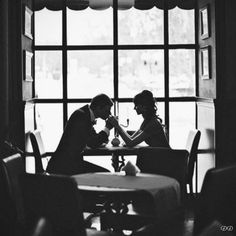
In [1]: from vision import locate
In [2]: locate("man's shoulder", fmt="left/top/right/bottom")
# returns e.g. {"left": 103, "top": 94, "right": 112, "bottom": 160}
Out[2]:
{"left": 72, "top": 105, "right": 88, "bottom": 116}
{"left": 68, "top": 105, "right": 89, "bottom": 122}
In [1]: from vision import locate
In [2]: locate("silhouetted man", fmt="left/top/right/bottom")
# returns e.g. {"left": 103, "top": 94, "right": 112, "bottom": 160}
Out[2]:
{"left": 46, "top": 94, "right": 113, "bottom": 175}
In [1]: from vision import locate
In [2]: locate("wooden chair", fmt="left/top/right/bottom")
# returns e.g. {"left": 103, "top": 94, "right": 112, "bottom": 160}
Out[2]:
{"left": 0, "top": 153, "right": 25, "bottom": 235}
{"left": 185, "top": 129, "right": 201, "bottom": 197}
{"left": 29, "top": 129, "right": 49, "bottom": 173}
{"left": 20, "top": 173, "right": 121, "bottom": 236}
{"left": 193, "top": 165, "right": 236, "bottom": 236}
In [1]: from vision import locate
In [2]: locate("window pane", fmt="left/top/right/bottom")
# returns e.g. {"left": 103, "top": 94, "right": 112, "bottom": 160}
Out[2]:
{"left": 169, "top": 49, "right": 195, "bottom": 97}
{"left": 35, "top": 51, "right": 63, "bottom": 98}
{"left": 118, "top": 8, "right": 163, "bottom": 45}
{"left": 35, "top": 104, "right": 63, "bottom": 152}
{"left": 67, "top": 51, "right": 113, "bottom": 98}
{"left": 169, "top": 8, "right": 195, "bottom": 44}
{"left": 67, "top": 8, "right": 113, "bottom": 45}
{"left": 68, "top": 103, "right": 86, "bottom": 118}
{"left": 119, "top": 50, "right": 164, "bottom": 98}
{"left": 34, "top": 9, "right": 62, "bottom": 45}
{"left": 118, "top": 102, "right": 164, "bottom": 131}
{"left": 169, "top": 102, "right": 195, "bottom": 148}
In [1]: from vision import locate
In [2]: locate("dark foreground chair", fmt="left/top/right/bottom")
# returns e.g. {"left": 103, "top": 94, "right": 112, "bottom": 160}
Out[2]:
{"left": 0, "top": 153, "right": 25, "bottom": 235}
{"left": 20, "top": 173, "right": 121, "bottom": 236}
{"left": 193, "top": 165, "right": 236, "bottom": 236}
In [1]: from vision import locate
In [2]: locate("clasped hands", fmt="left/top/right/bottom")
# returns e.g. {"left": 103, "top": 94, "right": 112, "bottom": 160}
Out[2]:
{"left": 105, "top": 115, "right": 119, "bottom": 130}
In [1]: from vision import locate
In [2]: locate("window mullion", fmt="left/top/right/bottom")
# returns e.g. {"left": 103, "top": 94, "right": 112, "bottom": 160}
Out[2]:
{"left": 164, "top": 7, "right": 170, "bottom": 139}
{"left": 62, "top": 4, "right": 68, "bottom": 127}
{"left": 113, "top": 0, "right": 118, "bottom": 116}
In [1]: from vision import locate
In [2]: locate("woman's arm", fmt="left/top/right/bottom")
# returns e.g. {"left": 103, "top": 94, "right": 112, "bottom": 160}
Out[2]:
{"left": 107, "top": 116, "right": 149, "bottom": 147}
{"left": 130, "top": 129, "right": 142, "bottom": 138}
{"left": 117, "top": 125, "right": 149, "bottom": 147}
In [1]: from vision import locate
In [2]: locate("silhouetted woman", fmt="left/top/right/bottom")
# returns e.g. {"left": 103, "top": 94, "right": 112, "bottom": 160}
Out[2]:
{"left": 108, "top": 90, "right": 170, "bottom": 147}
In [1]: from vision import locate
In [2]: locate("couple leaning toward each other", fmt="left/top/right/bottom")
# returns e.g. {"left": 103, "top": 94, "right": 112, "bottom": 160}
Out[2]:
{"left": 46, "top": 90, "right": 170, "bottom": 176}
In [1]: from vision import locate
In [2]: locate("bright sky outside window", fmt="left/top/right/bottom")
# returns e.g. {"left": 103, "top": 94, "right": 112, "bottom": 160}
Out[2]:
{"left": 35, "top": 9, "right": 62, "bottom": 45}
{"left": 169, "top": 8, "right": 195, "bottom": 44}
{"left": 35, "top": 51, "right": 63, "bottom": 98}
{"left": 118, "top": 50, "right": 165, "bottom": 98}
{"left": 118, "top": 8, "right": 164, "bottom": 45}
{"left": 67, "top": 50, "right": 113, "bottom": 98}
{"left": 67, "top": 8, "right": 113, "bottom": 45}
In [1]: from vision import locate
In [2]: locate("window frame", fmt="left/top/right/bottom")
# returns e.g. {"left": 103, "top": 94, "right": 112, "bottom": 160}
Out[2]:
{"left": 33, "top": 6, "right": 198, "bottom": 146}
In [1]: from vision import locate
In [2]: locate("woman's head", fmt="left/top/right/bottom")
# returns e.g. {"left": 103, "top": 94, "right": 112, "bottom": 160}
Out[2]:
{"left": 133, "top": 90, "right": 157, "bottom": 119}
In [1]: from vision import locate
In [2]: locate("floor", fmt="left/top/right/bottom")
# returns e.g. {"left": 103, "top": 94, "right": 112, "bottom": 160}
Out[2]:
{"left": 88, "top": 196, "right": 196, "bottom": 236}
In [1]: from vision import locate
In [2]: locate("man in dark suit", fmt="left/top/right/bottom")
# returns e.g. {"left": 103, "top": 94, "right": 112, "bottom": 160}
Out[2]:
{"left": 46, "top": 94, "right": 113, "bottom": 175}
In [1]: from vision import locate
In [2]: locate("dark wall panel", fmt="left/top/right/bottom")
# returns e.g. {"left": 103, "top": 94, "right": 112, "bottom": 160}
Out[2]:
{"left": 198, "top": 0, "right": 216, "bottom": 99}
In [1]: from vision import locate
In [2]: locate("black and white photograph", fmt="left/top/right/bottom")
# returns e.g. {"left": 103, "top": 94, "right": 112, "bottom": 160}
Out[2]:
{"left": 200, "top": 46, "right": 211, "bottom": 79}
{"left": 1, "top": 0, "right": 236, "bottom": 236}
{"left": 200, "top": 5, "right": 210, "bottom": 39}
{"left": 24, "top": 6, "right": 33, "bottom": 39}
{"left": 24, "top": 50, "right": 33, "bottom": 81}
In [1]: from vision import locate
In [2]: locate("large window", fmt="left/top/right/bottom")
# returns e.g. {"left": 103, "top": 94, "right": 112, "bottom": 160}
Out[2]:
{"left": 34, "top": 6, "right": 196, "bottom": 153}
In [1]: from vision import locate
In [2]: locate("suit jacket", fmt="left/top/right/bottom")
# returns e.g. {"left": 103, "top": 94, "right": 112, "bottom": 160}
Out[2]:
{"left": 46, "top": 105, "right": 108, "bottom": 175}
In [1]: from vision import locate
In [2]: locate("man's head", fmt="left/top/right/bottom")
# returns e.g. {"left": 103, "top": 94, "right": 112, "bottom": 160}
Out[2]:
{"left": 90, "top": 94, "right": 113, "bottom": 120}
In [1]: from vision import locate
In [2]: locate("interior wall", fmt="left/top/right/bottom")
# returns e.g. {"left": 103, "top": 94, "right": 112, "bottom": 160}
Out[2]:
{"left": 216, "top": 0, "right": 236, "bottom": 100}
{"left": 21, "top": 0, "right": 34, "bottom": 156}
{"left": 0, "top": 0, "right": 9, "bottom": 151}
{"left": 0, "top": 0, "right": 34, "bottom": 156}
{"left": 198, "top": 0, "right": 216, "bottom": 99}
{"left": 197, "top": 0, "right": 236, "bottom": 168}
{"left": 214, "top": 0, "right": 236, "bottom": 166}
{"left": 196, "top": 0, "right": 216, "bottom": 191}
{"left": 0, "top": 0, "right": 33, "bottom": 234}
{"left": 0, "top": 1, "right": 12, "bottom": 235}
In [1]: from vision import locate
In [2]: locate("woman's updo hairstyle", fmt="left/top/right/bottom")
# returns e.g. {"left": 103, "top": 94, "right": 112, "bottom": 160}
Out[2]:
{"left": 133, "top": 90, "right": 162, "bottom": 122}
{"left": 134, "top": 90, "right": 155, "bottom": 105}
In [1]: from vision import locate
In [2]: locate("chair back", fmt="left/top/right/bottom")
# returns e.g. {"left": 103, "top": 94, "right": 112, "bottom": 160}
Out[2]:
{"left": 1, "top": 153, "right": 25, "bottom": 224}
{"left": 193, "top": 165, "right": 236, "bottom": 236}
{"left": 29, "top": 130, "right": 46, "bottom": 173}
{"left": 136, "top": 147, "right": 189, "bottom": 202}
{"left": 185, "top": 130, "right": 201, "bottom": 192}
{"left": 20, "top": 173, "right": 87, "bottom": 236}
{"left": 30, "top": 218, "right": 52, "bottom": 236}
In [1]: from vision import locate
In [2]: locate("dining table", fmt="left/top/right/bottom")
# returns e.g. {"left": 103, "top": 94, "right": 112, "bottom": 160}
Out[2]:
{"left": 82, "top": 143, "right": 147, "bottom": 172}
{"left": 72, "top": 172, "right": 181, "bottom": 224}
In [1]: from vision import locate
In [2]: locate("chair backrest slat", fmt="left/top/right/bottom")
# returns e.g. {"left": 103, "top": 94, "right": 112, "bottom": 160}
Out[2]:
{"left": 185, "top": 129, "right": 201, "bottom": 184}
{"left": 29, "top": 130, "right": 45, "bottom": 173}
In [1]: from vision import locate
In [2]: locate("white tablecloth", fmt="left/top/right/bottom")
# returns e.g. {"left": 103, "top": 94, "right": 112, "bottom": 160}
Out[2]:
{"left": 73, "top": 172, "right": 180, "bottom": 218}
